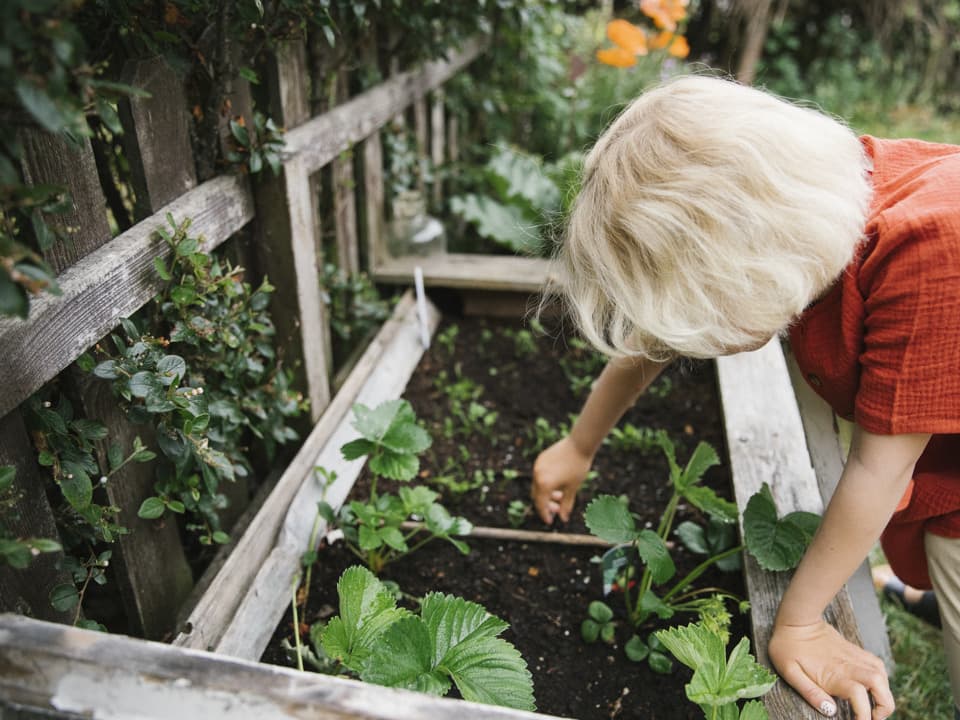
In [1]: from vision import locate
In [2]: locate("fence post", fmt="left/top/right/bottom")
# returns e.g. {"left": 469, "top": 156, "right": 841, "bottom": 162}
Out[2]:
{"left": 0, "top": 411, "right": 74, "bottom": 624}
{"left": 64, "top": 57, "right": 202, "bottom": 640}
{"left": 119, "top": 56, "right": 198, "bottom": 217}
{"left": 19, "top": 131, "right": 112, "bottom": 274}
{"left": 413, "top": 94, "right": 428, "bottom": 196}
{"left": 257, "top": 37, "right": 332, "bottom": 423}
{"left": 332, "top": 70, "right": 360, "bottom": 276}
{"left": 430, "top": 90, "right": 445, "bottom": 208}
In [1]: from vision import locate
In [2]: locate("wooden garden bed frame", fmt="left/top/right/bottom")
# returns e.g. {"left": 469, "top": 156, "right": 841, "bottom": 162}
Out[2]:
{"left": 0, "top": 31, "right": 890, "bottom": 720}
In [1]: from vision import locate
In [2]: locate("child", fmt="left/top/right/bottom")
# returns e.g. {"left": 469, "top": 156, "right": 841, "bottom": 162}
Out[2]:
{"left": 531, "top": 75, "right": 960, "bottom": 720}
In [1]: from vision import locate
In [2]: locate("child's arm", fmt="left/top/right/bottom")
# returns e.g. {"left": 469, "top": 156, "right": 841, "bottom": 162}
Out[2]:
{"left": 531, "top": 355, "right": 669, "bottom": 523}
{"left": 769, "top": 426, "right": 930, "bottom": 720}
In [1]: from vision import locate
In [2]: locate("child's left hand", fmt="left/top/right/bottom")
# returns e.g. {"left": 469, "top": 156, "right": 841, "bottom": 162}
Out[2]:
{"left": 768, "top": 618, "right": 894, "bottom": 720}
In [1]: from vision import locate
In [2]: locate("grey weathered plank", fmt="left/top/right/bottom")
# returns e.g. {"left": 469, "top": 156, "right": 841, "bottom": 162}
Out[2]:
{"left": 783, "top": 346, "right": 893, "bottom": 671}
{"left": 0, "top": 614, "right": 558, "bottom": 720}
{"left": 173, "top": 293, "right": 418, "bottom": 652}
{"left": 118, "top": 56, "right": 198, "bottom": 217}
{"left": 413, "top": 95, "right": 428, "bottom": 195}
{"left": 19, "top": 130, "right": 112, "bottom": 274}
{"left": 361, "top": 130, "right": 387, "bottom": 269}
{"left": 266, "top": 37, "right": 310, "bottom": 129}
{"left": 716, "top": 340, "right": 862, "bottom": 720}
{"left": 430, "top": 90, "right": 445, "bottom": 207}
{"left": 374, "top": 253, "right": 556, "bottom": 293}
{"left": 285, "top": 38, "right": 485, "bottom": 175}
{"left": 331, "top": 68, "right": 359, "bottom": 276}
{"left": 257, "top": 39, "right": 333, "bottom": 422}
{"left": 0, "top": 173, "right": 254, "bottom": 419}
{"left": 74, "top": 373, "right": 193, "bottom": 641}
{"left": 0, "top": 411, "right": 74, "bottom": 624}
{"left": 214, "top": 293, "right": 440, "bottom": 660}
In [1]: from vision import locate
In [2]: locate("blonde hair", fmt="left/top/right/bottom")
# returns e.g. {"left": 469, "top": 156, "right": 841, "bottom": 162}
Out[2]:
{"left": 554, "top": 74, "right": 872, "bottom": 360}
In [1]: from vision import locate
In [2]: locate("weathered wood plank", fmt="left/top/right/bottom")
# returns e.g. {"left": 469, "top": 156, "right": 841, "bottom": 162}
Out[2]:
{"left": 19, "top": 130, "right": 112, "bottom": 274}
{"left": 413, "top": 95, "right": 428, "bottom": 195}
{"left": 173, "top": 293, "right": 418, "bottom": 652}
{"left": 118, "top": 56, "right": 198, "bottom": 218}
{"left": 73, "top": 373, "right": 193, "bottom": 641}
{"left": 361, "top": 130, "right": 386, "bottom": 269}
{"left": 214, "top": 293, "right": 440, "bottom": 660}
{"left": 266, "top": 37, "right": 310, "bottom": 129}
{"left": 716, "top": 340, "right": 862, "bottom": 720}
{"left": 0, "top": 173, "right": 254, "bottom": 419}
{"left": 285, "top": 38, "right": 485, "bottom": 175}
{"left": 430, "top": 90, "right": 445, "bottom": 207}
{"left": 0, "top": 412, "right": 74, "bottom": 624}
{"left": 0, "top": 614, "right": 558, "bottom": 720}
{"left": 783, "top": 346, "right": 893, "bottom": 671}
{"left": 374, "top": 253, "right": 555, "bottom": 293}
{"left": 258, "top": 40, "right": 333, "bottom": 422}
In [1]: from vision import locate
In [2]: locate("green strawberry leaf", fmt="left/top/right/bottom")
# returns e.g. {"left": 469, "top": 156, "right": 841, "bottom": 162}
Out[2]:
{"left": 743, "top": 484, "right": 820, "bottom": 571}
{"left": 584, "top": 495, "right": 638, "bottom": 544}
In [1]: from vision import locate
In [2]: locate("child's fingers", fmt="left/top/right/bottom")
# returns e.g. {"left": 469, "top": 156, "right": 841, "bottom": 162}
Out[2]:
{"left": 779, "top": 661, "right": 836, "bottom": 717}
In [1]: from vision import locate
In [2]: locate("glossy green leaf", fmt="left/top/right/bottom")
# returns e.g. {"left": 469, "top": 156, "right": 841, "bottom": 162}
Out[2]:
{"left": 138, "top": 496, "right": 166, "bottom": 519}
{"left": 636, "top": 529, "right": 676, "bottom": 584}
{"left": 49, "top": 583, "right": 80, "bottom": 612}
{"left": 743, "top": 484, "right": 820, "bottom": 571}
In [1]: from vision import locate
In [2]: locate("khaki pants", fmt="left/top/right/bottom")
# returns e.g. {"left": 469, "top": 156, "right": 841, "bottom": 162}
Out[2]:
{"left": 924, "top": 532, "right": 960, "bottom": 716}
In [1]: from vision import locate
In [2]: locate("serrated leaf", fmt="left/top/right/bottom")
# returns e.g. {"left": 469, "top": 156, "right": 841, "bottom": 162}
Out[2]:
{"left": 439, "top": 634, "right": 535, "bottom": 710}
{"left": 584, "top": 495, "right": 637, "bottom": 544}
{"left": 421, "top": 593, "right": 508, "bottom": 666}
{"left": 743, "top": 484, "right": 817, "bottom": 571}
{"left": 636, "top": 529, "right": 676, "bottom": 584}
{"left": 676, "top": 521, "right": 710, "bottom": 555}
{"left": 679, "top": 441, "right": 721, "bottom": 489}
{"left": 381, "top": 421, "right": 431, "bottom": 455}
{"left": 686, "top": 636, "right": 777, "bottom": 707}
{"left": 341, "top": 438, "right": 375, "bottom": 461}
{"left": 739, "top": 700, "right": 770, "bottom": 720}
{"left": 399, "top": 485, "right": 438, "bottom": 514}
{"left": 369, "top": 451, "right": 419, "bottom": 481}
{"left": 656, "top": 621, "right": 726, "bottom": 672}
{"left": 683, "top": 485, "right": 739, "bottom": 524}
{"left": 362, "top": 615, "right": 446, "bottom": 692}
{"left": 639, "top": 589, "right": 674, "bottom": 620}
{"left": 379, "top": 526, "right": 407, "bottom": 551}
{"left": 782, "top": 510, "right": 821, "bottom": 541}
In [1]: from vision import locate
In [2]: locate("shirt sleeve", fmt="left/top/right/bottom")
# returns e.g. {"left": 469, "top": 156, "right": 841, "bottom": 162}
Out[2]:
{"left": 856, "top": 206, "right": 960, "bottom": 434}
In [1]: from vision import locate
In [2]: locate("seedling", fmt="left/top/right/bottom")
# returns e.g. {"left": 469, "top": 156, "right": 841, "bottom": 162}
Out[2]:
{"left": 655, "top": 618, "right": 775, "bottom": 720}
{"left": 329, "top": 400, "right": 473, "bottom": 573}
{"left": 501, "top": 327, "right": 538, "bottom": 359}
{"left": 607, "top": 423, "right": 660, "bottom": 454}
{"left": 581, "top": 600, "right": 616, "bottom": 643}
{"left": 559, "top": 337, "right": 606, "bottom": 396}
{"left": 676, "top": 517, "right": 742, "bottom": 572}
{"left": 315, "top": 566, "right": 536, "bottom": 711}
{"left": 507, "top": 499, "right": 531, "bottom": 528}
{"left": 524, "top": 415, "right": 574, "bottom": 458}
{"left": 436, "top": 324, "right": 459, "bottom": 356}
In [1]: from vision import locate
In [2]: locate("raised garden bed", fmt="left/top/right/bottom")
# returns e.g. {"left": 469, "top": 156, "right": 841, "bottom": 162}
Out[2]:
{"left": 261, "top": 315, "right": 749, "bottom": 720}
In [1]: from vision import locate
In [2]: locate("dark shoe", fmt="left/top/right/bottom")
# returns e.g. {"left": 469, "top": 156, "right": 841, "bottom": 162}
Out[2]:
{"left": 883, "top": 576, "right": 942, "bottom": 629}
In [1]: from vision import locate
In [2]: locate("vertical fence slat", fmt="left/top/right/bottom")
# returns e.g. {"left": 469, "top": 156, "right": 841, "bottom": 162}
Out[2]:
{"left": 0, "top": 411, "right": 74, "bottom": 624}
{"left": 413, "top": 94, "right": 428, "bottom": 196}
{"left": 19, "top": 131, "right": 112, "bottom": 274}
{"left": 256, "top": 43, "right": 331, "bottom": 422}
{"left": 74, "top": 374, "right": 194, "bottom": 640}
{"left": 119, "top": 57, "right": 198, "bottom": 218}
{"left": 362, "top": 132, "right": 387, "bottom": 268}
{"left": 430, "top": 90, "right": 445, "bottom": 208}
{"left": 81, "top": 62, "right": 198, "bottom": 637}
{"left": 333, "top": 71, "right": 360, "bottom": 276}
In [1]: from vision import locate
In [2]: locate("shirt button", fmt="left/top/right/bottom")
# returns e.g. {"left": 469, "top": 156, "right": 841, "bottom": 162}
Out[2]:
{"left": 807, "top": 373, "right": 822, "bottom": 388}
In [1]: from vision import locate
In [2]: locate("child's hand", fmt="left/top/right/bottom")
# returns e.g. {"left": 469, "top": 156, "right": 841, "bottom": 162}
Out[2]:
{"left": 768, "top": 618, "right": 894, "bottom": 720}
{"left": 531, "top": 437, "right": 593, "bottom": 524}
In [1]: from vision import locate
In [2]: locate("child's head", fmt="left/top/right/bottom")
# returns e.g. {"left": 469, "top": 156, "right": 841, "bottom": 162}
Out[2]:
{"left": 557, "top": 74, "right": 872, "bottom": 360}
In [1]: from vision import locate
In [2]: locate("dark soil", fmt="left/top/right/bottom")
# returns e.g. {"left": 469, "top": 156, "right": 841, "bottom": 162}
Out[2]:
{"left": 262, "top": 315, "right": 748, "bottom": 720}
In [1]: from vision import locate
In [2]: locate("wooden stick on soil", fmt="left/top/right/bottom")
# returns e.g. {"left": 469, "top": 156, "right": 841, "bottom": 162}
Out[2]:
{"left": 399, "top": 522, "right": 664, "bottom": 549}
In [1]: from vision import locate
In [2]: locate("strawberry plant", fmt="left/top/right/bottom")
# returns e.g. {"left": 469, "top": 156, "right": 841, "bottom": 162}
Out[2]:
{"left": 313, "top": 565, "right": 536, "bottom": 711}
{"left": 328, "top": 400, "right": 472, "bottom": 573}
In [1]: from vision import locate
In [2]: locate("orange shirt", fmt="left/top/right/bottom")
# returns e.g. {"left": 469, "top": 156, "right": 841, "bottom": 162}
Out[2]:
{"left": 789, "top": 136, "right": 960, "bottom": 590}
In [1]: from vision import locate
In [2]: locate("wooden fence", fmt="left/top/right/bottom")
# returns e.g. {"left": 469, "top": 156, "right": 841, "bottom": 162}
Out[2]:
{"left": 0, "top": 33, "right": 484, "bottom": 641}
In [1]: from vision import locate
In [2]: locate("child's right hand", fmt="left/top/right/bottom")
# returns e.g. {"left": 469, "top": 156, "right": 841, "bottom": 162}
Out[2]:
{"left": 531, "top": 437, "right": 593, "bottom": 524}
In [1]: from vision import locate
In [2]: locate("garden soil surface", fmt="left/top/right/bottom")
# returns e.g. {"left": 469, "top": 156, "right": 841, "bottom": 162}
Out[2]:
{"left": 262, "top": 315, "right": 749, "bottom": 720}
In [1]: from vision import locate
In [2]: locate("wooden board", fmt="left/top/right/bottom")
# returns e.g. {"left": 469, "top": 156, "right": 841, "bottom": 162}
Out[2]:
{"left": 374, "top": 253, "right": 555, "bottom": 293}
{"left": 783, "top": 346, "right": 892, "bottom": 670}
{"left": 174, "top": 292, "right": 419, "bottom": 652}
{"left": 362, "top": 131, "right": 386, "bottom": 269}
{"left": 119, "top": 56, "right": 198, "bottom": 217}
{"left": 0, "top": 614, "right": 558, "bottom": 720}
{"left": 285, "top": 38, "right": 485, "bottom": 175}
{"left": 0, "top": 173, "right": 254, "bottom": 419}
{"left": 214, "top": 293, "right": 440, "bottom": 660}
{"left": 19, "top": 130, "right": 112, "bottom": 274}
{"left": 716, "top": 340, "right": 863, "bottom": 720}
{"left": 430, "top": 90, "right": 445, "bottom": 207}
{"left": 0, "top": 411, "right": 74, "bottom": 624}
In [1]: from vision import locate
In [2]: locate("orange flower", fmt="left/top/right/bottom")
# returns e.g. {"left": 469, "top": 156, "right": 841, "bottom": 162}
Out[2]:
{"left": 640, "top": 0, "right": 688, "bottom": 32}
{"left": 668, "top": 34, "right": 690, "bottom": 58}
{"left": 597, "top": 46, "right": 637, "bottom": 68}
{"left": 607, "top": 18, "right": 648, "bottom": 56}
{"left": 649, "top": 30, "right": 673, "bottom": 50}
